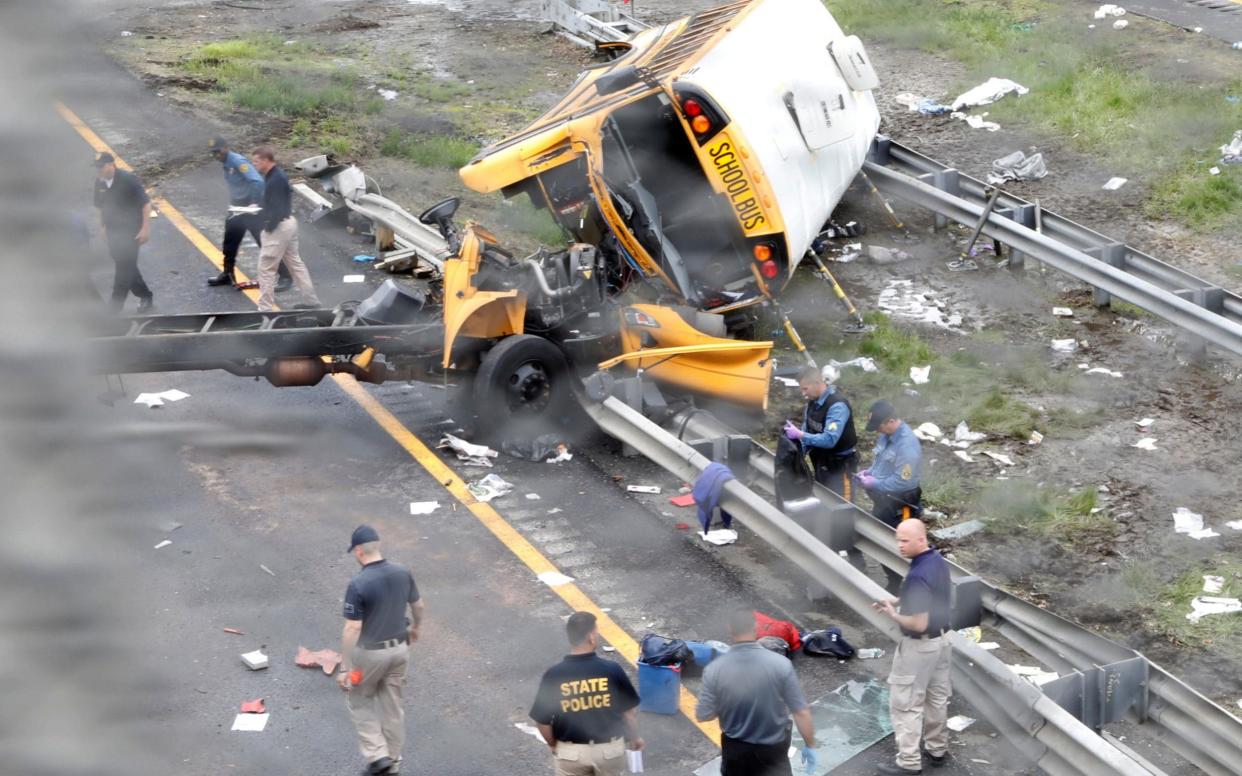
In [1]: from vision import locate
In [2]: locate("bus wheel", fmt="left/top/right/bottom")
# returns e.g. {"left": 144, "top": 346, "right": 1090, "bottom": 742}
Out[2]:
{"left": 473, "top": 335, "right": 571, "bottom": 438}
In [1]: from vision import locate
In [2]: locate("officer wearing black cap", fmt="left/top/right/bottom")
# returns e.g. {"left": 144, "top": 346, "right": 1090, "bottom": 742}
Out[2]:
{"left": 92, "top": 152, "right": 154, "bottom": 312}
{"left": 857, "top": 399, "right": 923, "bottom": 527}
{"left": 206, "top": 136, "right": 291, "bottom": 291}
{"left": 338, "top": 525, "right": 424, "bottom": 775}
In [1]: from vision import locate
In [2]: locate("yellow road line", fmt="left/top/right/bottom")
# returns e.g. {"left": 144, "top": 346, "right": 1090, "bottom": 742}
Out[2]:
{"left": 59, "top": 102, "right": 721, "bottom": 745}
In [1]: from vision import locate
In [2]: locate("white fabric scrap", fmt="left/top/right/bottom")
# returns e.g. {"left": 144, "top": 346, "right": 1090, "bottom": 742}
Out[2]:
{"left": 1173, "top": 508, "right": 1204, "bottom": 534}
{"left": 1103, "top": 177, "right": 1128, "bottom": 190}
{"left": 1132, "top": 437, "right": 1158, "bottom": 451}
{"left": 946, "top": 715, "right": 975, "bottom": 732}
{"left": 525, "top": 493, "right": 541, "bottom": 500}
{"left": 828, "top": 357, "right": 878, "bottom": 373}
{"left": 547, "top": 448, "right": 573, "bottom": 463}
{"left": 537, "top": 571, "right": 575, "bottom": 587}
{"left": 1186, "top": 597, "right": 1242, "bottom": 623}
{"left": 952, "top": 77, "right": 1029, "bottom": 110}
{"left": 408, "top": 501, "right": 439, "bottom": 515}
{"left": 910, "top": 365, "right": 931, "bottom": 385}
{"left": 982, "top": 451, "right": 1015, "bottom": 467}
{"left": 231, "top": 713, "right": 270, "bottom": 732}
{"left": 955, "top": 421, "right": 986, "bottom": 443}
{"left": 1203, "top": 575, "right": 1225, "bottom": 594}
{"left": 700, "top": 529, "right": 738, "bottom": 546}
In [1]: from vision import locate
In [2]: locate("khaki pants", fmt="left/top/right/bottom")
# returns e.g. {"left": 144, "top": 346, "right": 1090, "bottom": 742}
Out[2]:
{"left": 888, "top": 635, "right": 952, "bottom": 771}
{"left": 346, "top": 644, "right": 411, "bottom": 766}
{"left": 257, "top": 216, "right": 319, "bottom": 311}
{"left": 553, "top": 737, "right": 625, "bottom": 776}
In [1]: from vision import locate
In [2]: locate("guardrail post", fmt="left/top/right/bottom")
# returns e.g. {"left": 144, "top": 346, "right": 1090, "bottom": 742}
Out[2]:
{"left": 1086, "top": 243, "right": 1127, "bottom": 306}
{"left": 867, "top": 134, "right": 893, "bottom": 166}
{"left": 1172, "top": 287, "right": 1225, "bottom": 359}
{"left": 1002, "top": 203, "right": 1038, "bottom": 272}
{"left": 916, "top": 168, "right": 960, "bottom": 230}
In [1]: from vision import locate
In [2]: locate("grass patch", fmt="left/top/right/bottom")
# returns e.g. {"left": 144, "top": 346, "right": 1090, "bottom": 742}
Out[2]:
{"left": 856, "top": 311, "right": 935, "bottom": 372}
{"left": 1144, "top": 563, "right": 1242, "bottom": 646}
{"left": 827, "top": 0, "right": 1242, "bottom": 231}
{"left": 380, "top": 129, "right": 478, "bottom": 169}
{"left": 409, "top": 73, "right": 472, "bottom": 103}
{"left": 965, "top": 389, "right": 1040, "bottom": 439}
{"left": 921, "top": 472, "right": 967, "bottom": 515}
{"left": 290, "top": 115, "right": 368, "bottom": 156}
{"left": 978, "top": 481, "right": 1116, "bottom": 549}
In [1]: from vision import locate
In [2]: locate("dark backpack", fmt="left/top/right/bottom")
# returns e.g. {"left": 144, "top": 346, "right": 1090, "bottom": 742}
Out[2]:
{"left": 757, "top": 636, "right": 792, "bottom": 658}
{"left": 802, "top": 627, "right": 856, "bottom": 659}
{"left": 640, "top": 633, "right": 693, "bottom": 666}
{"left": 774, "top": 434, "right": 814, "bottom": 505}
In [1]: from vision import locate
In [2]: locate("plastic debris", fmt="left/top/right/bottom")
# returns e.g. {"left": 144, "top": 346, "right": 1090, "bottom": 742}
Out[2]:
{"left": 954, "top": 422, "right": 986, "bottom": 443}
{"left": 670, "top": 494, "right": 696, "bottom": 508}
{"left": 952, "top": 77, "right": 1029, "bottom": 110}
{"left": 856, "top": 648, "right": 885, "bottom": 659}
{"left": 295, "top": 646, "right": 342, "bottom": 675}
{"left": 231, "top": 712, "right": 269, "bottom": 732}
{"left": 1221, "top": 131, "right": 1242, "bottom": 164}
{"left": 154, "top": 539, "right": 172, "bottom": 550}
{"left": 1132, "top": 438, "right": 1158, "bottom": 451}
{"left": 828, "top": 357, "right": 878, "bottom": 373}
{"left": 1186, "top": 597, "right": 1241, "bottom": 623}
{"left": 439, "top": 433, "right": 498, "bottom": 466}
{"left": 1094, "top": 4, "right": 1126, "bottom": 18}
{"left": 1204, "top": 575, "right": 1225, "bottom": 594}
{"left": 700, "top": 529, "right": 738, "bottom": 545}
{"left": 627, "top": 485, "right": 661, "bottom": 494}
{"left": 1028, "top": 430, "right": 1044, "bottom": 446}
{"left": 627, "top": 750, "right": 645, "bottom": 773}
{"left": 409, "top": 501, "right": 440, "bottom": 515}
{"left": 467, "top": 473, "right": 514, "bottom": 502}
{"left": 240, "top": 649, "right": 269, "bottom": 671}
{"left": 524, "top": 493, "right": 541, "bottom": 501}
{"left": 537, "top": 570, "right": 575, "bottom": 587}
{"left": 878, "top": 279, "right": 962, "bottom": 330}
{"left": 1051, "top": 338, "right": 1078, "bottom": 352}
{"left": 982, "top": 451, "right": 1015, "bottom": 466}
{"left": 222, "top": 627, "right": 245, "bottom": 636}
{"left": 547, "top": 444, "right": 573, "bottom": 463}
{"left": 957, "top": 626, "right": 982, "bottom": 643}
{"left": 913, "top": 422, "right": 942, "bottom": 441}
{"left": 774, "top": 376, "right": 799, "bottom": 387}
{"left": 1102, "top": 177, "right": 1128, "bottom": 190}
{"left": 134, "top": 389, "right": 191, "bottom": 408}
{"left": 987, "top": 151, "right": 1048, "bottom": 185}
{"left": 1052, "top": 307, "right": 1074, "bottom": 317}
{"left": 946, "top": 715, "right": 976, "bottom": 732}
{"left": 895, "top": 93, "right": 951, "bottom": 114}
{"left": 909, "top": 365, "right": 931, "bottom": 385}
{"left": 1085, "top": 367, "right": 1123, "bottom": 378}
{"left": 342, "top": 274, "right": 366, "bottom": 283}
{"left": 1210, "top": 166, "right": 1222, "bottom": 176}
{"left": 240, "top": 698, "right": 266, "bottom": 714}
{"left": 933, "top": 519, "right": 985, "bottom": 540}
{"left": 954, "top": 451, "right": 975, "bottom": 463}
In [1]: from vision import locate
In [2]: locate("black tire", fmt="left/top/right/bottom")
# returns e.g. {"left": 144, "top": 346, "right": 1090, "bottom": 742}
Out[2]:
{"left": 473, "top": 335, "right": 571, "bottom": 440}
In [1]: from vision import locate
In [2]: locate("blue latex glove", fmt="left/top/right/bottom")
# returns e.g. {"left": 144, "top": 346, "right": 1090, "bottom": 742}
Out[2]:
{"left": 800, "top": 745, "right": 818, "bottom": 773}
{"left": 857, "top": 472, "right": 877, "bottom": 489}
{"left": 784, "top": 421, "right": 802, "bottom": 441}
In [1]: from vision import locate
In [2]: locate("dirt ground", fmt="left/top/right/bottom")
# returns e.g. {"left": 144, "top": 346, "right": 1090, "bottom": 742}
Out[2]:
{"left": 92, "top": 0, "right": 1242, "bottom": 709}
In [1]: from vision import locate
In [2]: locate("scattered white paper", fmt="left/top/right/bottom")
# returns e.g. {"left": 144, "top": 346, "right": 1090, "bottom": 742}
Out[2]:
{"left": 1051, "top": 338, "right": 1078, "bottom": 352}
{"left": 952, "top": 111, "right": 1001, "bottom": 131}
{"left": 377, "top": 89, "right": 398, "bottom": 101}
{"left": 439, "top": 434, "right": 498, "bottom": 466}
{"left": 954, "top": 451, "right": 975, "bottom": 463}
{"left": 467, "top": 473, "right": 514, "bottom": 502}
{"left": 626, "top": 485, "right": 661, "bottom": 494}
{"left": 514, "top": 722, "right": 545, "bottom": 742}
{"left": 133, "top": 389, "right": 191, "bottom": 408}
{"left": 1173, "top": 508, "right": 1204, "bottom": 534}
{"left": 774, "top": 376, "right": 799, "bottom": 387}
{"left": 946, "top": 715, "right": 975, "bottom": 732}
{"left": 1132, "top": 437, "right": 1158, "bottom": 451}
{"left": 1078, "top": 363, "right": 1090, "bottom": 369}
{"left": 1008, "top": 664, "right": 1046, "bottom": 676}
{"left": 525, "top": 493, "right": 541, "bottom": 501}
{"left": 231, "top": 713, "right": 270, "bottom": 732}
{"left": 343, "top": 275, "right": 366, "bottom": 283}
{"left": 547, "top": 507, "right": 564, "bottom": 515}
{"left": 1112, "top": 19, "right": 1128, "bottom": 29}
{"left": 627, "top": 749, "right": 644, "bottom": 773}
{"left": 699, "top": 529, "right": 738, "bottom": 546}
{"left": 154, "top": 539, "right": 172, "bottom": 549}
{"left": 1203, "top": 576, "right": 1225, "bottom": 594}
{"left": 1189, "top": 528, "right": 1221, "bottom": 540}
{"left": 1052, "top": 307, "right": 1074, "bottom": 317}
{"left": 120, "top": 30, "right": 134, "bottom": 36}
{"left": 1095, "top": 4, "right": 1126, "bottom": 19}
{"left": 1209, "top": 166, "right": 1221, "bottom": 176}
{"left": 1028, "top": 430, "right": 1044, "bottom": 446}
{"left": 1085, "top": 367, "right": 1123, "bottom": 378}
{"left": 1134, "top": 418, "right": 1155, "bottom": 430}
{"left": 827, "top": 357, "right": 878, "bottom": 373}
{"left": 910, "top": 365, "right": 931, "bottom": 385}
{"left": 1186, "top": 596, "right": 1242, "bottom": 623}
{"left": 982, "top": 451, "right": 1015, "bottom": 467}
{"left": 409, "top": 501, "right": 440, "bottom": 515}
{"left": 537, "top": 571, "right": 575, "bottom": 587}
{"left": 955, "top": 421, "right": 986, "bottom": 443}
{"left": 240, "top": 649, "right": 269, "bottom": 670}
{"left": 913, "top": 422, "right": 942, "bottom": 441}
{"left": 1226, "top": 520, "right": 1242, "bottom": 531}
{"left": 1103, "top": 177, "right": 1128, "bottom": 190}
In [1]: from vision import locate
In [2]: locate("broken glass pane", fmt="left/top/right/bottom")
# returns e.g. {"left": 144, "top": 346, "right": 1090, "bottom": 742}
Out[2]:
{"left": 694, "top": 678, "right": 893, "bottom": 776}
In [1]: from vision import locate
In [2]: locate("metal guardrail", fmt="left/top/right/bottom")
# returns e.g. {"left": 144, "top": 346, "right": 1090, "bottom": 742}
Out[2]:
{"left": 865, "top": 137, "right": 1242, "bottom": 359}
{"left": 665, "top": 407, "right": 1242, "bottom": 776}
{"left": 581, "top": 393, "right": 1163, "bottom": 775}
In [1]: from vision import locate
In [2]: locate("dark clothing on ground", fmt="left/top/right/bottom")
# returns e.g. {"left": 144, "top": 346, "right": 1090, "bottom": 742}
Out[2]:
{"left": 260, "top": 164, "right": 293, "bottom": 232}
{"left": 721, "top": 731, "right": 793, "bottom": 776}
{"left": 343, "top": 559, "right": 421, "bottom": 645}
{"left": 696, "top": 641, "right": 807, "bottom": 746}
{"left": 530, "top": 653, "right": 639, "bottom": 744}
{"left": 898, "top": 548, "right": 951, "bottom": 637}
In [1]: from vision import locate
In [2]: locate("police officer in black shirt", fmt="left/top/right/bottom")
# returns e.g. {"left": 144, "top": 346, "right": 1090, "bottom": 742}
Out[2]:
{"left": 530, "top": 612, "right": 643, "bottom": 776}
{"left": 337, "top": 525, "right": 424, "bottom": 775}
{"left": 92, "top": 152, "right": 154, "bottom": 313}
{"left": 872, "top": 519, "right": 952, "bottom": 774}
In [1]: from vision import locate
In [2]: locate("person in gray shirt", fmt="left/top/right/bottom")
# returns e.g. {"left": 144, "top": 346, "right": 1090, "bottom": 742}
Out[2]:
{"left": 696, "top": 609, "right": 818, "bottom": 775}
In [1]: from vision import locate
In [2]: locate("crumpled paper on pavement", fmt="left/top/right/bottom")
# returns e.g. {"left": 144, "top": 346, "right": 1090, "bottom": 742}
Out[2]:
{"left": 295, "top": 646, "right": 342, "bottom": 675}
{"left": 438, "top": 433, "right": 498, "bottom": 467}
{"left": 700, "top": 529, "right": 738, "bottom": 546}
{"left": 987, "top": 151, "right": 1048, "bottom": 185}
{"left": 133, "top": 389, "right": 191, "bottom": 408}
{"left": 467, "top": 473, "right": 514, "bottom": 502}
{"left": 952, "top": 77, "right": 1029, "bottom": 111}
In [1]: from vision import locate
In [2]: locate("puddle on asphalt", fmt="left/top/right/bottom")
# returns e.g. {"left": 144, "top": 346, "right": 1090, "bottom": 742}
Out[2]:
{"left": 694, "top": 678, "right": 893, "bottom": 775}
{"left": 877, "top": 279, "right": 963, "bottom": 331}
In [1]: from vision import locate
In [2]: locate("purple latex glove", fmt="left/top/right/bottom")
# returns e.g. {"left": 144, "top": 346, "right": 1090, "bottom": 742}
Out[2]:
{"left": 784, "top": 421, "right": 802, "bottom": 441}
{"left": 857, "top": 468, "right": 872, "bottom": 478}
{"left": 857, "top": 473, "right": 877, "bottom": 489}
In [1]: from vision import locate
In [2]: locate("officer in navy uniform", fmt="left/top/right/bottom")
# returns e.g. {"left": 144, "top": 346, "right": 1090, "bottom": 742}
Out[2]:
{"left": 530, "top": 612, "right": 643, "bottom": 776}
{"left": 206, "top": 136, "right": 291, "bottom": 290}
{"left": 857, "top": 400, "right": 923, "bottom": 593}
{"left": 784, "top": 365, "right": 858, "bottom": 501}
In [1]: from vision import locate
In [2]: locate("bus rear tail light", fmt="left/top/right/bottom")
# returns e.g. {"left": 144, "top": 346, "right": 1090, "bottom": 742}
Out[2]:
{"left": 760, "top": 260, "right": 779, "bottom": 280}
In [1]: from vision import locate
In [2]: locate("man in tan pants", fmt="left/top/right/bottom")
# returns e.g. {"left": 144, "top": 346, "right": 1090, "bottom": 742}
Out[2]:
{"left": 338, "top": 525, "right": 424, "bottom": 775}
{"left": 249, "top": 145, "right": 321, "bottom": 312}
{"left": 872, "top": 519, "right": 952, "bottom": 774}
